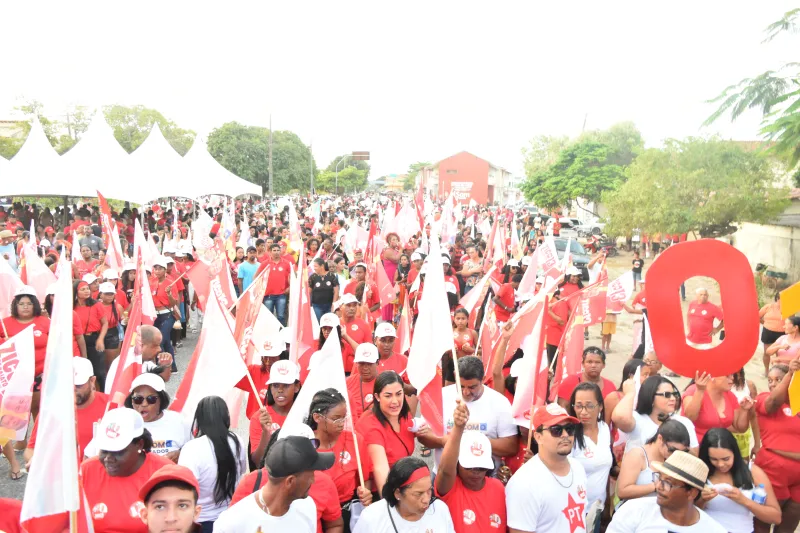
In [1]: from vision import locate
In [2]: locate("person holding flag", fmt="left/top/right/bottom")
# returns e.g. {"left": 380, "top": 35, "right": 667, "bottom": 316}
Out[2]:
{"left": 346, "top": 343, "right": 380, "bottom": 420}
{"left": 249, "top": 360, "right": 302, "bottom": 466}
{"left": 234, "top": 339, "right": 285, "bottom": 420}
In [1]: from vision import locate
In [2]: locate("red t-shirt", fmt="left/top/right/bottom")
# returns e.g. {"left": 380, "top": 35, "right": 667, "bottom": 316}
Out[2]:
{"left": 436, "top": 475, "right": 508, "bottom": 533}
{"left": 755, "top": 392, "right": 800, "bottom": 453}
{"left": 344, "top": 280, "right": 380, "bottom": 309}
{"left": 74, "top": 259, "right": 99, "bottom": 279}
{"left": 258, "top": 259, "right": 292, "bottom": 296}
{"left": 248, "top": 405, "right": 287, "bottom": 451}
{"left": 235, "top": 364, "right": 270, "bottom": 419}
{"left": 29, "top": 392, "right": 109, "bottom": 459}
{"left": 319, "top": 431, "right": 374, "bottom": 503}
{"left": 503, "top": 440, "right": 528, "bottom": 475}
{"left": 101, "top": 303, "right": 120, "bottom": 329}
{"left": 545, "top": 300, "right": 570, "bottom": 346}
{"left": 556, "top": 374, "right": 617, "bottom": 402}
{"left": 355, "top": 411, "right": 415, "bottom": 469}
{"left": 81, "top": 452, "right": 171, "bottom": 533}
{"left": 0, "top": 316, "right": 50, "bottom": 375}
{"left": 341, "top": 317, "right": 371, "bottom": 373}
{"left": 72, "top": 311, "right": 84, "bottom": 356}
{"left": 347, "top": 374, "right": 376, "bottom": 421}
{"left": 681, "top": 384, "right": 737, "bottom": 443}
{"left": 115, "top": 288, "right": 128, "bottom": 311}
{"left": 231, "top": 468, "right": 341, "bottom": 533}
{"left": 494, "top": 283, "right": 516, "bottom": 322}
{"left": 0, "top": 498, "right": 22, "bottom": 533}
{"left": 632, "top": 289, "right": 647, "bottom": 309}
{"left": 377, "top": 353, "right": 410, "bottom": 382}
{"left": 687, "top": 301, "right": 723, "bottom": 344}
{"left": 149, "top": 277, "right": 177, "bottom": 308}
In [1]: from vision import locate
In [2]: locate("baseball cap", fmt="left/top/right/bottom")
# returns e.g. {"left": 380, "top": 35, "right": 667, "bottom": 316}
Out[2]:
{"left": 98, "top": 282, "right": 116, "bottom": 294}
{"left": 353, "top": 248, "right": 363, "bottom": 254}
{"left": 509, "top": 358, "right": 524, "bottom": 379}
{"left": 73, "top": 357, "right": 95, "bottom": 386}
{"left": 267, "top": 360, "right": 299, "bottom": 385}
{"left": 14, "top": 285, "right": 37, "bottom": 298}
{"left": 0, "top": 230, "right": 13, "bottom": 239}
{"left": 122, "top": 262, "right": 136, "bottom": 272}
{"left": 39, "top": 239, "right": 51, "bottom": 248}
{"left": 280, "top": 327, "right": 293, "bottom": 345}
{"left": 164, "top": 256, "right": 175, "bottom": 264}
{"left": 354, "top": 262, "right": 368, "bottom": 270}
{"left": 354, "top": 343, "right": 379, "bottom": 364}
{"left": 445, "top": 282, "right": 458, "bottom": 294}
{"left": 508, "top": 259, "right": 520, "bottom": 267}
{"left": 139, "top": 464, "right": 200, "bottom": 502}
{"left": 94, "top": 408, "right": 145, "bottom": 452}
{"left": 81, "top": 273, "right": 98, "bottom": 284}
{"left": 339, "top": 293, "right": 359, "bottom": 305}
{"left": 410, "top": 252, "right": 422, "bottom": 262}
{"left": 535, "top": 276, "right": 545, "bottom": 284}
{"left": 152, "top": 257, "right": 168, "bottom": 269}
{"left": 532, "top": 403, "right": 579, "bottom": 429}
{"left": 44, "top": 226, "right": 54, "bottom": 233}
{"left": 282, "top": 423, "right": 317, "bottom": 441}
{"left": 319, "top": 313, "right": 340, "bottom": 329}
{"left": 521, "top": 256, "right": 532, "bottom": 266}
{"left": 259, "top": 338, "right": 286, "bottom": 358}
{"left": 103, "top": 268, "right": 119, "bottom": 280}
{"left": 458, "top": 431, "right": 494, "bottom": 469}
{"left": 566, "top": 266, "right": 582, "bottom": 276}
{"left": 174, "top": 251, "right": 185, "bottom": 258}
{"left": 130, "top": 372, "right": 166, "bottom": 393}
{"left": 265, "top": 435, "right": 334, "bottom": 478}
{"left": 441, "top": 256, "right": 451, "bottom": 265}
{"left": 374, "top": 322, "right": 396, "bottom": 338}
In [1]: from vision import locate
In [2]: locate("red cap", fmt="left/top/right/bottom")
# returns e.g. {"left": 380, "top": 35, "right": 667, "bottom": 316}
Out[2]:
{"left": 353, "top": 248, "right": 363, "bottom": 254}
{"left": 45, "top": 226, "right": 54, "bottom": 233}
{"left": 138, "top": 464, "right": 200, "bottom": 502}
{"left": 532, "top": 403, "right": 579, "bottom": 430}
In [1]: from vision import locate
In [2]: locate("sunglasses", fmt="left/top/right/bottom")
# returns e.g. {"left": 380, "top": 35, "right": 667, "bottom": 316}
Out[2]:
{"left": 654, "top": 391, "right": 681, "bottom": 399}
{"left": 132, "top": 394, "right": 159, "bottom": 405}
{"left": 540, "top": 424, "right": 578, "bottom": 437}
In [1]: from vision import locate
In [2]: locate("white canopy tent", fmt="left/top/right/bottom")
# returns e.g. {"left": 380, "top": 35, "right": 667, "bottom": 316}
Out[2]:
{"left": 1, "top": 118, "right": 65, "bottom": 196}
{"left": 183, "top": 136, "right": 262, "bottom": 198}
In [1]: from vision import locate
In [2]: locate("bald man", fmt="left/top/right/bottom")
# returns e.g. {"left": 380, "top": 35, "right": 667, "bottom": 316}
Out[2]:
{"left": 104, "top": 325, "right": 173, "bottom": 394}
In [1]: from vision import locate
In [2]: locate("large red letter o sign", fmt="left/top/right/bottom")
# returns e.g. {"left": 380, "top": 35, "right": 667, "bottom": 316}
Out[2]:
{"left": 646, "top": 240, "right": 758, "bottom": 377}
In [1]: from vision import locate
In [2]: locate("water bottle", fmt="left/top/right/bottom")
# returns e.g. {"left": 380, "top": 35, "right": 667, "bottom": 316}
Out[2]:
{"left": 752, "top": 484, "right": 767, "bottom": 505}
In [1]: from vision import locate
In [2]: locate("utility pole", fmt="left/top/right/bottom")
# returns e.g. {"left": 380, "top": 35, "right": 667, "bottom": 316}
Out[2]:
{"left": 268, "top": 114, "right": 274, "bottom": 196}
{"left": 309, "top": 143, "right": 314, "bottom": 196}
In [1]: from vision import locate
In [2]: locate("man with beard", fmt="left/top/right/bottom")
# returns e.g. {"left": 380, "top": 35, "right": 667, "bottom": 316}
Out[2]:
{"left": 506, "top": 404, "right": 588, "bottom": 533}
{"left": 25, "top": 357, "right": 110, "bottom": 464}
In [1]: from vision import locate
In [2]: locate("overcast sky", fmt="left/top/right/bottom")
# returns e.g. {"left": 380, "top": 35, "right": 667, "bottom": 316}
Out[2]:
{"left": 1, "top": 1, "right": 796, "bottom": 178}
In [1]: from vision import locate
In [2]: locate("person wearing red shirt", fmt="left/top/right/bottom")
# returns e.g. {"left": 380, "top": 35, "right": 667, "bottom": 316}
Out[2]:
{"left": 452, "top": 308, "right": 478, "bottom": 359}
{"left": 545, "top": 290, "right": 570, "bottom": 366}
{"left": 355, "top": 371, "right": 418, "bottom": 493}
{"left": 556, "top": 347, "right": 618, "bottom": 409}
{"left": 257, "top": 243, "right": 292, "bottom": 326}
{"left": 686, "top": 287, "right": 724, "bottom": 348}
{"left": 682, "top": 373, "right": 750, "bottom": 443}
{"left": 97, "top": 282, "right": 124, "bottom": 369}
{"left": 435, "top": 401, "right": 507, "bottom": 533}
{"left": 26, "top": 358, "right": 109, "bottom": 465}
{"left": 344, "top": 264, "right": 380, "bottom": 315}
{"left": 347, "top": 344, "right": 380, "bottom": 420}
{"left": 101, "top": 269, "right": 129, "bottom": 311}
{"left": 373, "top": 323, "right": 411, "bottom": 388}
{"left": 150, "top": 258, "right": 179, "bottom": 368}
{"left": 339, "top": 294, "right": 371, "bottom": 374}
{"left": 234, "top": 340, "right": 285, "bottom": 419}
{"left": 74, "top": 244, "right": 99, "bottom": 278}
{"left": 248, "top": 360, "right": 300, "bottom": 467}
{"left": 0, "top": 497, "right": 22, "bottom": 533}
{"left": 753, "top": 361, "right": 800, "bottom": 533}
{"left": 493, "top": 275, "right": 521, "bottom": 324}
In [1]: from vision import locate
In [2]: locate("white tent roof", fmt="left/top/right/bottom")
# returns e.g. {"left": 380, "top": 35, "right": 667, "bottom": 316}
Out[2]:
{"left": 2, "top": 118, "right": 64, "bottom": 196}
{"left": 126, "top": 123, "right": 189, "bottom": 204}
{"left": 183, "top": 136, "right": 262, "bottom": 198}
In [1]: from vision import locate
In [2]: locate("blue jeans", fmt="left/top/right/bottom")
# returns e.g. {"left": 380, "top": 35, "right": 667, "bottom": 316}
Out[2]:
{"left": 312, "top": 303, "right": 331, "bottom": 323}
{"left": 153, "top": 312, "right": 177, "bottom": 370}
{"left": 264, "top": 294, "right": 288, "bottom": 326}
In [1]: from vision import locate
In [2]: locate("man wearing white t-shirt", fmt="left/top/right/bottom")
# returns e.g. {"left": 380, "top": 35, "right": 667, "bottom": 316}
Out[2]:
{"left": 419, "top": 356, "right": 518, "bottom": 472}
{"left": 506, "top": 404, "right": 588, "bottom": 533}
{"left": 214, "top": 435, "right": 335, "bottom": 532}
{"left": 608, "top": 451, "right": 726, "bottom": 533}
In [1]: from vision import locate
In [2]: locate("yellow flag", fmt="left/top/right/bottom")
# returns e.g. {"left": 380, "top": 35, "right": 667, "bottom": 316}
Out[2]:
{"left": 780, "top": 281, "right": 800, "bottom": 319}
{"left": 790, "top": 373, "right": 800, "bottom": 416}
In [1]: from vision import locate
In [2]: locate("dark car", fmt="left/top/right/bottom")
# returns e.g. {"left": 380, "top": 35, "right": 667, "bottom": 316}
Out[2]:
{"left": 554, "top": 238, "right": 591, "bottom": 281}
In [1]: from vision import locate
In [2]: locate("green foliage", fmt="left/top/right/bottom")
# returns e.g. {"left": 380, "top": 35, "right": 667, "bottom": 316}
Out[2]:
{"left": 403, "top": 161, "right": 430, "bottom": 191}
{"left": 602, "top": 138, "right": 791, "bottom": 238}
{"left": 206, "top": 122, "right": 317, "bottom": 195}
{"left": 316, "top": 166, "right": 368, "bottom": 194}
{"left": 326, "top": 155, "right": 371, "bottom": 181}
{"left": 522, "top": 135, "right": 570, "bottom": 178}
{"left": 103, "top": 105, "right": 195, "bottom": 155}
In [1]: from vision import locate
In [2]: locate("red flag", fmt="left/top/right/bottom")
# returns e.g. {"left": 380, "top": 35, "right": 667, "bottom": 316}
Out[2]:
{"left": 184, "top": 241, "right": 237, "bottom": 312}
{"left": 233, "top": 268, "right": 269, "bottom": 365}
{"left": 478, "top": 306, "right": 502, "bottom": 380}
{"left": 550, "top": 306, "right": 586, "bottom": 402}
{"left": 606, "top": 271, "right": 635, "bottom": 313}
{"left": 510, "top": 298, "right": 549, "bottom": 424}
{"left": 579, "top": 272, "right": 609, "bottom": 326}
{"left": 288, "top": 248, "right": 316, "bottom": 380}
{"left": 363, "top": 221, "right": 378, "bottom": 265}
{"left": 396, "top": 298, "right": 412, "bottom": 355}
{"left": 97, "top": 191, "right": 124, "bottom": 270}
{"left": 375, "top": 259, "right": 396, "bottom": 309}
{"left": 483, "top": 217, "right": 499, "bottom": 274}
{"left": 415, "top": 180, "right": 426, "bottom": 229}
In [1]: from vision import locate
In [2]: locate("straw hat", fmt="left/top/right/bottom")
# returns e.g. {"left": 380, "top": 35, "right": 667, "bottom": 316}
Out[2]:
{"left": 651, "top": 450, "right": 709, "bottom": 490}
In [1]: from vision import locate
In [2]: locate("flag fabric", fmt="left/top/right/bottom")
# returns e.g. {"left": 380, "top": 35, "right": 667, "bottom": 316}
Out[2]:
{"left": 478, "top": 306, "right": 502, "bottom": 379}
{"left": 20, "top": 245, "right": 57, "bottom": 302}
{"left": 0, "top": 259, "right": 25, "bottom": 320}
{"left": 71, "top": 231, "right": 81, "bottom": 263}
{"left": 789, "top": 373, "right": 800, "bottom": 416}
{"left": 375, "top": 259, "right": 396, "bottom": 309}
{"left": 170, "top": 292, "right": 249, "bottom": 425}
{"left": 97, "top": 191, "right": 124, "bottom": 270}
{"left": 288, "top": 247, "right": 316, "bottom": 380}
{"left": 415, "top": 179, "right": 426, "bottom": 230}
{"left": 249, "top": 305, "right": 284, "bottom": 362}
{"left": 550, "top": 305, "right": 586, "bottom": 402}
{"left": 133, "top": 219, "right": 154, "bottom": 270}
{"left": 780, "top": 280, "right": 800, "bottom": 319}
{"left": 184, "top": 240, "right": 237, "bottom": 312}
{"left": 396, "top": 298, "right": 412, "bottom": 355}
{"left": 482, "top": 217, "right": 498, "bottom": 273}
{"left": 458, "top": 265, "right": 496, "bottom": 315}
{"left": 510, "top": 297, "right": 549, "bottom": 424}
{"left": 233, "top": 268, "right": 269, "bottom": 365}
{"left": 579, "top": 272, "right": 609, "bottom": 326}
{"left": 21, "top": 258, "right": 94, "bottom": 533}
{"left": 407, "top": 232, "right": 454, "bottom": 436}
{"left": 606, "top": 271, "right": 635, "bottom": 313}
{"left": 0, "top": 325, "right": 35, "bottom": 446}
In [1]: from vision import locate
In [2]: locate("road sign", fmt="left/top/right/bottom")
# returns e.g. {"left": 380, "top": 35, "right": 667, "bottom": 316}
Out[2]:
{"left": 351, "top": 151, "right": 370, "bottom": 161}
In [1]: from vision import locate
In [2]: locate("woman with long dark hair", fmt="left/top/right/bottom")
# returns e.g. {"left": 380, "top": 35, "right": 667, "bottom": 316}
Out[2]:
{"left": 568, "top": 382, "right": 613, "bottom": 513}
{"left": 178, "top": 395, "right": 246, "bottom": 532}
{"left": 698, "top": 428, "right": 781, "bottom": 533}
{"left": 248, "top": 360, "right": 301, "bottom": 466}
{"left": 73, "top": 279, "right": 110, "bottom": 390}
{"left": 605, "top": 359, "right": 648, "bottom": 464}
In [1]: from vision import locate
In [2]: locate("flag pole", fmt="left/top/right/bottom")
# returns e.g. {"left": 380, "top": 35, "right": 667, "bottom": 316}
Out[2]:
{"left": 349, "top": 420, "right": 366, "bottom": 489}
{"left": 526, "top": 295, "right": 549, "bottom": 452}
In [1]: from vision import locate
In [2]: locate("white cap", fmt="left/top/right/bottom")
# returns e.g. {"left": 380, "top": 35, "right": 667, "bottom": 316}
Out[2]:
{"left": 94, "top": 408, "right": 145, "bottom": 452}
{"left": 508, "top": 259, "right": 519, "bottom": 267}
{"left": 259, "top": 338, "right": 286, "bottom": 358}
{"left": 354, "top": 343, "right": 379, "bottom": 364}
{"left": 566, "top": 266, "right": 582, "bottom": 276}
{"left": 82, "top": 273, "right": 98, "bottom": 284}
{"left": 130, "top": 372, "right": 166, "bottom": 393}
{"left": 39, "top": 239, "right": 51, "bottom": 248}
{"left": 521, "top": 256, "right": 532, "bottom": 266}
{"left": 441, "top": 255, "right": 451, "bottom": 265}
{"left": 267, "top": 360, "right": 299, "bottom": 385}
{"left": 73, "top": 357, "right": 94, "bottom": 386}
{"left": 103, "top": 268, "right": 119, "bottom": 280}
{"left": 174, "top": 251, "right": 185, "bottom": 258}
{"left": 320, "top": 313, "right": 340, "bottom": 329}
{"left": 458, "top": 430, "right": 494, "bottom": 469}
{"left": 509, "top": 358, "right": 524, "bottom": 378}
{"left": 353, "top": 262, "right": 368, "bottom": 270}
{"left": 445, "top": 282, "right": 458, "bottom": 294}
{"left": 98, "top": 282, "right": 116, "bottom": 294}
{"left": 122, "top": 262, "right": 136, "bottom": 272}
{"left": 282, "top": 422, "right": 316, "bottom": 440}
{"left": 374, "top": 322, "right": 397, "bottom": 338}
{"left": 535, "top": 276, "right": 545, "bottom": 284}
{"left": 14, "top": 285, "right": 37, "bottom": 298}
{"left": 164, "top": 256, "right": 175, "bottom": 264}
{"left": 339, "top": 293, "right": 359, "bottom": 305}
{"left": 410, "top": 252, "right": 422, "bottom": 261}
{"left": 280, "top": 327, "right": 293, "bottom": 345}
{"left": 45, "top": 284, "right": 57, "bottom": 296}
{"left": 152, "top": 257, "right": 168, "bottom": 269}
{"left": 163, "top": 243, "right": 178, "bottom": 254}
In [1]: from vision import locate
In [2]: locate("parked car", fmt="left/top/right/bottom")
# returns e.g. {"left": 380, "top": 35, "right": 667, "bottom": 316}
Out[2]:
{"left": 546, "top": 217, "right": 580, "bottom": 239}
{"left": 554, "top": 238, "right": 591, "bottom": 280}
{"left": 576, "top": 218, "right": 606, "bottom": 236}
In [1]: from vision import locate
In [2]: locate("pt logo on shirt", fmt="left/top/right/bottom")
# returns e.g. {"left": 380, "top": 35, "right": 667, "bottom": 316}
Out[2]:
{"left": 561, "top": 493, "right": 585, "bottom": 533}
{"left": 364, "top": 393, "right": 373, "bottom": 405}
{"left": 129, "top": 501, "right": 145, "bottom": 518}
{"left": 489, "top": 513, "right": 502, "bottom": 528}
{"left": 463, "top": 509, "right": 476, "bottom": 525}
{"left": 339, "top": 450, "right": 352, "bottom": 465}
{"left": 92, "top": 503, "right": 108, "bottom": 520}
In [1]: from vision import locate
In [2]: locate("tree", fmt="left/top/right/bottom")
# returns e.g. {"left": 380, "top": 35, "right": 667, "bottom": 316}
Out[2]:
{"left": 579, "top": 121, "right": 644, "bottom": 167}
{"left": 403, "top": 161, "right": 431, "bottom": 191}
{"left": 206, "top": 122, "right": 317, "bottom": 194}
{"left": 704, "top": 8, "right": 800, "bottom": 167}
{"left": 315, "top": 166, "right": 368, "bottom": 194}
{"left": 521, "top": 135, "right": 570, "bottom": 177}
{"left": 602, "top": 138, "right": 790, "bottom": 238}
{"left": 326, "top": 155, "right": 371, "bottom": 181}
{"left": 103, "top": 105, "right": 195, "bottom": 155}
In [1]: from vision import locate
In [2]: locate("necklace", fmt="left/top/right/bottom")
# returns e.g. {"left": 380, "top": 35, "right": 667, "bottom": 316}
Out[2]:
{"left": 256, "top": 490, "right": 271, "bottom": 516}
{"left": 548, "top": 465, "right": 574, "bottom": 489}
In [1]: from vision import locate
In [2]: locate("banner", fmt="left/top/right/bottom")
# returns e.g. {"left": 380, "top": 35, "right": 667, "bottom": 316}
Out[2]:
{"left": 0, "top": 326, "right": 35, "bottom": 445}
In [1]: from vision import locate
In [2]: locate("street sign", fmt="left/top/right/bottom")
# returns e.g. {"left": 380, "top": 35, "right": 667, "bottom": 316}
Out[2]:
{"left": 351, "top": 151, "right": 370, "bottom": 161}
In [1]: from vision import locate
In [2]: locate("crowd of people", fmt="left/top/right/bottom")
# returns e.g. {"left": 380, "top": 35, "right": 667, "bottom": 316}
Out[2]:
{"left": 0, "top": 193, "right": 799, "bottom": 533}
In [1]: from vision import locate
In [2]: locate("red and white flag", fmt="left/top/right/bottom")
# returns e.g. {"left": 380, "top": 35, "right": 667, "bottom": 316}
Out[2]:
{"left": 133, "top": 219, "right": 153, "bottom": 270}
{"left": 184, "top": 240, "right": 237, "bottom": 312}
{"left": 233, "top": 268, "right": 269, "bottom": 365}
{"left": 550, "top": 306, "right": 586, "bottom": 402}
{"left": 0, "top": 325, "right": 35, "bottom": 446}
{"left": 396, "top": 298, "right": 412, "bottom": 355}
{"left": 606, "top": 271, "right": 635, "bottom": 313}
{"left": 171, "top": 292, "right": 249, "bottom": 425}
{"left": 375, "top": 259, "right": 396, "bottom": 309}
{"left": 288, "top": 248, "right": 316, "bottom": 379}
{"left": 71, "top": 231, "right": 81, "bottom": 263}
{"left": 407, "top": 232, "right": 453, "bottom": 436}
{"left": 249, "top": 305, "right": 284, "bottom": 363}
{"left": 510, "top": 297, "right": 549, "bottom": 425}
{"left": 97, "top": 191, "right": 124, "bottom": 270}
{"left": 20, "top": 245, "right": 57, "bottom": 302}
{"left": 0, "top": 259, "right": 25, "bottom": 320}
{"left": 21, "top": 258, "right": 94, "bottom": 533}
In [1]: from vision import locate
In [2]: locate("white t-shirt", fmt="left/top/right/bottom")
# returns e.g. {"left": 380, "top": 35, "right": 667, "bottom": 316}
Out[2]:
{"left": 570, "top": 422, "right": 613, "bottom": 508}
{"left": 506, "top": 455, "right": 588, "bottom": 533}
{"left": 607, "top": 497, "right": 727, "bottom": 533}
{"left": 353, "top": 499, "right": 455, "bottom": 533}
{"left": 624, "top": 412, "right": 698, "bottom": 452}
{"left": 434, "top": 385, "right": 518, "bottom": 471}
{"left": 83, "top": 409, "right": 189, "bottom": 458}
{"left": 178, "top": 433, "right": 247, "bottom": 522}
{"left": 214, "top": 492, "right": 317, "bottom": 533}
{"left": 103, "top": 357, "right": 157, "bottom": 394}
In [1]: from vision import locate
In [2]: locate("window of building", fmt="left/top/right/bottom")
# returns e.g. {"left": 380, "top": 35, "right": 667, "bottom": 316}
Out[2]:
{"left": 446, "top": 169, "right": 458, "bottom": 174}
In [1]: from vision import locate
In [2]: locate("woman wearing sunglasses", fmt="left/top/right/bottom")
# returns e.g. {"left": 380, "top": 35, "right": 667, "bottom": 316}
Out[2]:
{"left": 122, "top": 373, "right": 190, "bottom": 462}
{"left": 612, "top": 375, "right": 699, "bottom": 454}
{"left": 307, "top": 388, "right": 373, "bottom": 530}
{"left": 616, "top": 419, "right": 691, "bottom": 502}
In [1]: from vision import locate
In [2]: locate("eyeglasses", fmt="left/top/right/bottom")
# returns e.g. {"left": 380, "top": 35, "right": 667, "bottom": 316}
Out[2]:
{"left": 322, "top": 415, "right": 347, "bottom": 426}
{"left": 132, "top": 394, "right": 159, "bottom": 405}
{"left": 572, "top": 403, "right": 598, "bottom": 412}
{"left": 540, "top": 424, "right": 578, "bottom": 437}
{"left": 652, "top": 472, "right": 690, "bottom": 492}
{"left": 654, "top": 391, "right": 681, "bottom": 399}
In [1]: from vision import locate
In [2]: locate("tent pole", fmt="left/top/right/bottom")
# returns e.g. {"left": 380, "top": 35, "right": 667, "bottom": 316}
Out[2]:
{"left": 63, "top": 196, "right": 69, "bottom": 227}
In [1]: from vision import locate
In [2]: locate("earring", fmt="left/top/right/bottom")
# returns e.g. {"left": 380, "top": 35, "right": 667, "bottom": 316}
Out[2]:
{"left": 138, "top": 449, "right": 143, "bottom": 454}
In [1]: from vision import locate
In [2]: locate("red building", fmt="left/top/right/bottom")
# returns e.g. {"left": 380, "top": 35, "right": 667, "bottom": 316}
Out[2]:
{"left": 421, "top": 151, "right": 512, "bottom": 205}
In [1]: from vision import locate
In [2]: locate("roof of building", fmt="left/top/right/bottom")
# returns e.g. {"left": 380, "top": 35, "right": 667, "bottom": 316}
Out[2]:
{"left": 424, "top": 151, "right": 510, "bottom": 174}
